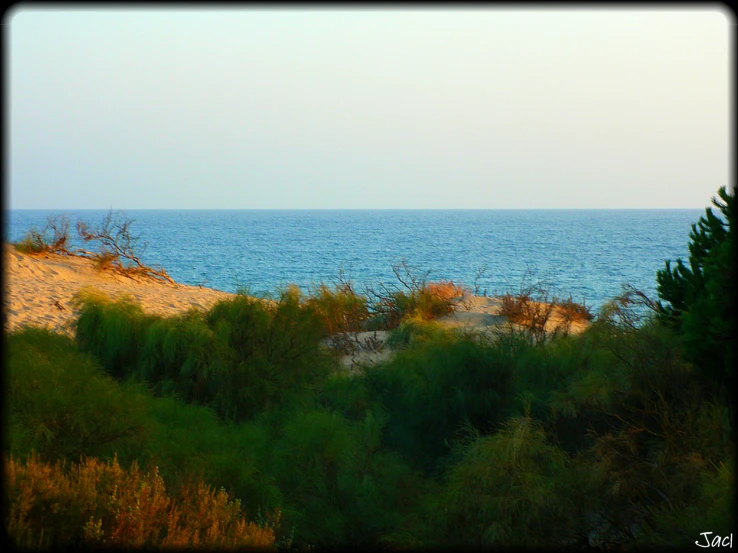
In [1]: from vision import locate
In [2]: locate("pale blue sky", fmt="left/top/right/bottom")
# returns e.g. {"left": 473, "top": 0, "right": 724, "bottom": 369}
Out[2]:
{"left": 6, "top": 7, "right": 731, "bottom": 209}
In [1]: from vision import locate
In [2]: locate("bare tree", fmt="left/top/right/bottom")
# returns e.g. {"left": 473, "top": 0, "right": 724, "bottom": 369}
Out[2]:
{"left": 74, "top": 210, "right": 175, "bottom": 284}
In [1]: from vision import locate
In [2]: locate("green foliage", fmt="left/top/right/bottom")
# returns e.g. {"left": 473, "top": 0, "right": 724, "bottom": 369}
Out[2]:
{"left": 371, "top": 283, "right": 462, "bottom": 329}
{"left": 305, "top": 281, "right": 369, "bottom": 336}
{"left": 364, "top": 334, "right": 516, "bottom": 472}
{"left": 656, "top": 186, "right": 734, "bottom": 392}
{"left": 6, "top": 327, "right": 151, "bottom": 464}
{"left": 435, "top": 417, "right": 588, "bottom": 546}
{"left": 385, "top": 314, "right": 452, "bottom": 349}
{"left": 637, "top": 458, "right": 736, "bottom": 547}
{"left": 73, "top": 289, "right": 156, "bottom": 379}
{"left": 73, "top": 289, "right": 334, "bottom": 421}
{"left": 267, "top": 408, "right": 414, "bottom": 547}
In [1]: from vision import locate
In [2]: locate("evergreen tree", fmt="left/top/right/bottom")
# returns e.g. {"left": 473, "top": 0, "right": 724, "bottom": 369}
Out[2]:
{"left": 656, "top": 186, "right": 734, "bottom": 396}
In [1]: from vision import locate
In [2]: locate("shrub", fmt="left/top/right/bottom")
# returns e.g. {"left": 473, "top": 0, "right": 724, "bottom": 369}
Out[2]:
{"left": 306, "top": 281, "right": 369, "bottom": 337}
{"left": 365, "top": 260, "right": 464, "bottom": 329}
{"left": 557, "top": 295, "right": 594, "bottom": 324}
{"left": 267, "top": 408, "right": 414, "bottom": 548}
{"left": 365, "top": 334, "right": 516, "bottom": 472}
{"left": 74, "top": 289, "right": 334, "bottom": 421}
{"left": 13, "top": 215, "right": 72, "bottom": 255}
{"left": 435, "top": 417, "right": 588, "bottom": 546}
{"left": 6, "top": 327, "right": 151, "bottom": 464}
{"left": 73, "top": 289, "right": 159, "bottom": 379}
{"left": 5, "top": 452, "right": 276, "bottom": 549}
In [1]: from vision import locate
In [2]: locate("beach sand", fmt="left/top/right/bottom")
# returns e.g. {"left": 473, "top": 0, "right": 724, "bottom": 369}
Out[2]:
{"left": 4, "top": 244, "right": 590, "bottom": 369}
{"left": 3, "top": 244, "right": 235, "bottom": 336}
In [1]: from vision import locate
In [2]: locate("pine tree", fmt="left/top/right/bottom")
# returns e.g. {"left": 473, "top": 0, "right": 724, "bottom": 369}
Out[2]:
{"left": 656, "top": 186, "right": 734, "bottom": 395}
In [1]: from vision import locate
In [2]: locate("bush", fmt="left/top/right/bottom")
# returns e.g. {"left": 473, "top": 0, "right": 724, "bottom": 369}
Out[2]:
{"left": 73, "top": 289, "right": 334, "bottom": 421}
{"left": 306, "top": 281, "right": 369, "bottom": 337}
{"left": 435, "top": 417, "right": 588, "bottom": 547}
{"left": 5, "top": 452, "right": 276, "bottom": 549}
{"left": 13, "top": 214, "right": 72, "bottom": 255}
{"left": 267, "top": 408, "right": 414, "bottom": 548}
{"left": 365, "top": 260, "right": 465, "bottom": 329}
{"left": 6, "top": 327, "right": 151, "bottom": 464}
{"left": 364, "top": 334, "right": 516, "bottom": 472}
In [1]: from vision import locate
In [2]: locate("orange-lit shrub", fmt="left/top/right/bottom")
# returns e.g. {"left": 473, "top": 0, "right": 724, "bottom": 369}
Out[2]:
{"left": 557, "top": 296, "right": 594, "bottom": 324}
{"left": 6, "top": 453, "right": 276, "bottom": 549}
{"left": 425, "top": 281, "right": 466, "bottom": 304}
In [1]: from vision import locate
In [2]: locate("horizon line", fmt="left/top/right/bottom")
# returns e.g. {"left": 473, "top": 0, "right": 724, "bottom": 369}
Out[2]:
{"left": 7, "top": 207, "right": 708, "bottom": 211}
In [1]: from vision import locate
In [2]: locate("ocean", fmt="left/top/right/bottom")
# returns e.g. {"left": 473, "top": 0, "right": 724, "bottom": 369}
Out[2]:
{"left": 5, "top": 209, "right": 703, "bottom": 313}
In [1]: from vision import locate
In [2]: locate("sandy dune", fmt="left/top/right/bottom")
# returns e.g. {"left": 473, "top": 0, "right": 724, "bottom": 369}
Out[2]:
{"left": 3, "top": 244, "right": 235, "bottom": 336}
{"left": 4, "top": 244, "right": 590, "bottom": 370}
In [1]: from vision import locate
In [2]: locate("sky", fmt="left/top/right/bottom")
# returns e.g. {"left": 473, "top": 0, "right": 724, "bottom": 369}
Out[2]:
{"left": 5, "top": 7, "right": 732, "bottom": 209}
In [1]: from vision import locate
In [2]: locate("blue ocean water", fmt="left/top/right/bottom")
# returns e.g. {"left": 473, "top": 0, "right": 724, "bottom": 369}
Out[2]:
{"left": 5, "top": 209, "right": 703, "bottom": 313}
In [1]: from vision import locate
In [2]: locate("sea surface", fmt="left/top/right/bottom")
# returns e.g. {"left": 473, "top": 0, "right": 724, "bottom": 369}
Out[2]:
{"left": 5, "top": 209, "right": 703, "bottom": 313}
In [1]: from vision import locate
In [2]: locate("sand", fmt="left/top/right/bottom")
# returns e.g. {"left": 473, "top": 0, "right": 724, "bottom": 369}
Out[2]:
{"left": 4, "top": 244, "right": 590, "bottom": 369}
{"left": 3, "top": 244, "right": 235, "bottom": 336}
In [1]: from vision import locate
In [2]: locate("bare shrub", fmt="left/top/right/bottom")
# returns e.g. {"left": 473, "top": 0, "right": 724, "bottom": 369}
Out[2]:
{"left": 13, "top": 215, "right": 72, "bottom": 255}
{"left": 76, "top": 210, "right": 174, "bottom": 283}
{"left": 558, "top": 295, "right": 595, "bottom": 325}
{"left": 15, "top": 209, "right": 174, "bottom": 284}
{"left": 365, "top": 259, "right": 464, "bottom": 329}
{"left": 497, "top": 274, "right": 591, "bottom": 344}
{"left": 598, "top": 284, "right": 662, "bottom": 331}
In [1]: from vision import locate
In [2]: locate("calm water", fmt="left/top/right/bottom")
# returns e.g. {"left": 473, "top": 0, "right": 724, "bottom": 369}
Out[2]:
{"left": 5, "top": 209, "right": 702, "bottom": 313}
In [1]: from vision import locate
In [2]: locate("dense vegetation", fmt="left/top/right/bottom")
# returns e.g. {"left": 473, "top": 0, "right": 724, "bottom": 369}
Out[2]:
{"left": 5, "top": 188, "right": 735, "bottom": 549}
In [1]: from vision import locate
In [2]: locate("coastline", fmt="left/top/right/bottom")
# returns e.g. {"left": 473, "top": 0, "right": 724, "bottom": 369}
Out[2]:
{"left": 4, "top": 243, "right": 590, "bottom": 345}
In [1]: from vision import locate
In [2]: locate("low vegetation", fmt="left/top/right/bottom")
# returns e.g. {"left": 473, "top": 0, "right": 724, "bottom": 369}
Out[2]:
{"left": 14, "top": 210, "right": 174, "bottom": 283}
{"left": 5, "top": 187, "right": 734, "bottom": 549}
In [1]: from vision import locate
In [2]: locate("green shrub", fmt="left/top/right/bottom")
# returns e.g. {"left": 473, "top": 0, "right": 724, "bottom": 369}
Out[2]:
{"left": 73, "top": 289, "right": 156, "bottom": 379}
{"left": 365, "top": 334, "right": 515, "bottom": 472}
{"left": 6, "top": 327, "right": 151, "bottom": 464}
{"left": 73, "top": 289, "right": 335, "bottom": 421}
{"left": 305, "top": 281, "right": 369, "bottom": 336}
{"left": 267, "top": 408, "right": 414, "bottom": 548}
{"left": 435, "top": 417, "right": 588, "bottom": 546}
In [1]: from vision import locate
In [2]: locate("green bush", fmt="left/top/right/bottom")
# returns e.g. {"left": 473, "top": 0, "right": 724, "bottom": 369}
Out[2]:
{"left": 435, "top": 417, "right": 588, "bottom": 547}
{"left": 73, "top": 289, "right": 156, "bottom": 379}
{"left": 6, "top": 327, "right": 151, "bottom": 464}
{"left": 266, "top": 408, "right": 414, "bottom": 548}
{"left": 73, "top": 289, "right": 335, "bottom": 421}
{"left": 364, "top": 334, "right": 516, "bottom": 472}
{"left": 305, "top": 281, "right": 369, "bottom": 336}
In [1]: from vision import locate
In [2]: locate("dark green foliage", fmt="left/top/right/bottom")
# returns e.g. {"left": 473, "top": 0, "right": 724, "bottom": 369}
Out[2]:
{"left": 636, "top": 459, "right": 736, "bottom": 547}
{"left": 656, "top": 186, "right": 734, "bottom": 392}
{"left": 364, "top": 333, "right": 516, "bottom": 472}
{"left": 267, "top": 408, "right": 414, "bottom": 547}
{"left": 73, "top": 290, "right": 156, "bottom": 379}
{"left": 434, "top": 417, "right": 589, "bottom": 547}
{"left": 6, "top": 327, "right": 151, "bottom": 463}
{"left": 73, "top": 289, "right": 335, "bottom": 421}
